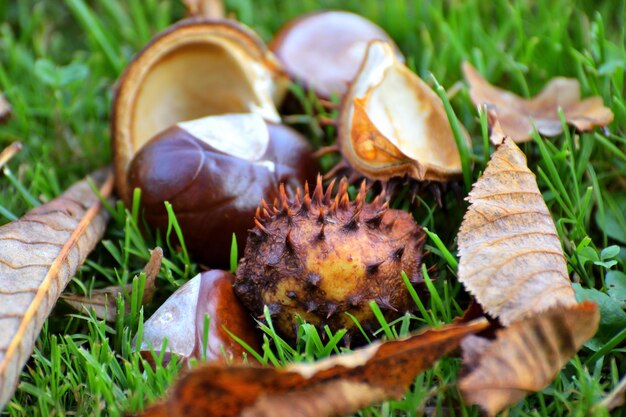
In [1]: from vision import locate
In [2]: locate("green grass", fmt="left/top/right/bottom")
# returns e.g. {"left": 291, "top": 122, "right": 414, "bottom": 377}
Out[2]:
{"left": 0, "top": 0, "right": 625, "bottom": 416}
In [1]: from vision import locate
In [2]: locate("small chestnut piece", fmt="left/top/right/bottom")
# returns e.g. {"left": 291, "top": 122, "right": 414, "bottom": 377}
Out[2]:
{"left": 140, "top": 270, "right": 261, "bottom": 364}
{"left": 127, "top": 113, "right": 318, "bottom": 267}
{"left": 270, "top": 11, "right": 402, "bottom": 100}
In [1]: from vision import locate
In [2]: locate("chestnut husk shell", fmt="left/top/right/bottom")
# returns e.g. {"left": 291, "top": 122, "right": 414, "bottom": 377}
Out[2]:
{"left": 127, "top": 122, "right": 318, "bottom": 267}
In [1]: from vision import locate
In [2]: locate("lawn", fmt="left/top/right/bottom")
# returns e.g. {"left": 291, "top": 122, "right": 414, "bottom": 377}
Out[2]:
{"left": 0, "top": 0, "right": 625, "bottom": 416}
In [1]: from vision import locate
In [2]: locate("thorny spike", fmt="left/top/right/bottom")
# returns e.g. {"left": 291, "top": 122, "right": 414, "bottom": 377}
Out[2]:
{"left": 317, "top": 205, "right": 326, "bottom": 224}
{"left": 324, "top": 178, "right": 337, "bottom": 205}
{"left": 306, "top": 273, "right": 321, "bottom": 287}
{"left": 326, "top": 303, "right": 339, "bottom": 318}
{"left": 262, "top": 208, "right": 270, "bottom": 218}
{"left": 313, "top": 175, "right": 324, "bottom": 205}
{"left": 317, "top": 223, "right": 326, "bottom": 240}
{"left": 356, "top": 180, "right": 367, "bottom": 209}
{"left": 392, "top": 246, "right": 405, "bottom": 260}
{"left": 343, "top": 209, "right": 361, "bottom": 230}
{"left": 337, "top": 177, "right": 349, "bottom": 199}
{"left": 285, "top": 229, "right": 295, "bottom": 252}
{"left": 254, "top": 218, "right": 269, "bottom": 235}
{"left": 339, "top": 193, "right": 350, "bottom": 209}
{"left": 279, "top": 183, "right": 288, "bottom": 211}
{"left": 304, "top": 181, "right": 310, "bottom": 197}
{"left": 272, "top": 198, "right": 280, "bottom": 214}
{"left": 261, "top": 198, "right": 270, "bottom": 212}
{"left": 366, "top": 260, "right": 384, "bottom": 275}
{"left": 365, "top": 209, "right": 385, "bottom": 228}
{"left": 329, "top": 198, "right": 338, "bottom": 216}
{"left": 305, "top": 300, "right": 319, "bottom": 313}
{"left": 294, "top": 188, "right": 301, "bottom": 206}
{"left": 255, "top": 206, "right": 262, "bottom": 221}
{"left": 431, "top": 183, "right": 443, "bottom": 207}
{"left": 377, "top": 296, "right": 397, "bottom": 312}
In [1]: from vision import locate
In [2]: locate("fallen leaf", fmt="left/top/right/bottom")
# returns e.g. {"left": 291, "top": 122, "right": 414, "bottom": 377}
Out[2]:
{"left": 457, "top": 138, "right": 577, "bottom": 325}
{"left": 61, "top": 247, "right": 162, "bottom": 322}
{"left": 0, "top": 93, "right": 10, "bottom": 124}
{"left": 459, "top": 302, "right": 599, "bottom": 416}
{"left": 0, "top": 142, "right": 22, "bottom": 171}
{"left": 463, "top": 62, "right": 614, "bottom": 142}
{"left": 182, "top": 0, "right": 224, "bottom": 18}
{"left": 140, "top": 318, "right": 489, "bottom": 417}
{"left": 0, "top": 168, "right": 113, "bottom": 409}
{"left": 139, "top": 270, "right": 261, "bottom": 365}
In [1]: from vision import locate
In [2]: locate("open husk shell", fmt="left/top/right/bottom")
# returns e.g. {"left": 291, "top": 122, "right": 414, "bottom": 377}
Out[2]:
{"left": 337, "top": 40, "right": 469, "bottom": 184}
{"left": 112, "top": 18, "right": 288, "bottom": 201}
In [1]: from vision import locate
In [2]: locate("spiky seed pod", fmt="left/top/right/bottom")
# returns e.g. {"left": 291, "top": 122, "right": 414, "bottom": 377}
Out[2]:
{"left": 233, "top": 176, "right": 426, "bottom": 339}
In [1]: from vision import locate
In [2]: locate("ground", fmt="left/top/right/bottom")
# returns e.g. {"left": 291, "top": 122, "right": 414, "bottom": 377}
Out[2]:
{"left": 0, "top": 0, "right": 625, "bottom": 416}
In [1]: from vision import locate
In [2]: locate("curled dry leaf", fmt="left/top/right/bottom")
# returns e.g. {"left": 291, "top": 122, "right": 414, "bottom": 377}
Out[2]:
{"left": 139, "top": 270, "right": 260, "bottom": 365}
{"left": 61, "top": 247, "right": 162, "bottom": 322}
{"left": 0, "top": 168, "right": 113, "bottom": 410}
{"left": 0, "top": 93, "right": 10, "bottom": 124}
{"left": 459, "top": 302, "right": 599, "bottom": 416}
{"left": 141, "top": 318, "right": 489, "bottom": 417}
{"left": 463, "top": 62, "right": 614, "bottom": 142}
{"left": 457, "top": 138, "right": 577, "bottom": 326}
{"left": 336, "top": 40, "right": 469, "bottom": 184}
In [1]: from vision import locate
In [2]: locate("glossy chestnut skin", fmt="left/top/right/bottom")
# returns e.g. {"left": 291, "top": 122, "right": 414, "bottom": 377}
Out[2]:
{"left": 127, "top": 121, "right": 318, "bottom": 267}
{"left": 140, "top": 270, "right": 261, "bottom": 364}
{"left": 270, "top": 11, "right": 402, "bottom": 101}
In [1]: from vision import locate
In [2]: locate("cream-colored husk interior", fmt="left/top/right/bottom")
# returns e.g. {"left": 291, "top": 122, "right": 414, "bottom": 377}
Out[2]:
{"left": 132, "top": 39, "right": 280, "bottom": 150}
{"left": 177, "top": 113, "right": 272, "bottom": 168}
{"left": 349, "top": 41, "right": 461, "bottom": 171}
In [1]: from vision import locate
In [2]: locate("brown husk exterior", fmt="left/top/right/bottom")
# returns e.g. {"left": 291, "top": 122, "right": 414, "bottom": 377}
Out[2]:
{"left": 234, "top": 177, "right": 426, "bottom": 339}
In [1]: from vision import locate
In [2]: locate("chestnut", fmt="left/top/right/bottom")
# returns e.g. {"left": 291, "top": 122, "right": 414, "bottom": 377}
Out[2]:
{"left": 140, "top": 270, "right": 261, "bottom": 364}
{"left": 127, "top": 113, "right": 318, "bottom": 267}
{"left": 111, "top": 18, "right": 289, "bottom": 202}
{"left": 270, "top": 11, "right": 403, "bottom": 100}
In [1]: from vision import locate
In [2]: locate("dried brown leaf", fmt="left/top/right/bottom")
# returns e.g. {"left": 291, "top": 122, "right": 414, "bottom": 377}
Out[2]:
{"left": 182, "top": 0, "right": 224, "bottom": 18}
{"left": 463, "top": 62, "right": 614, "bottom": 142}
{"left": 457, "top": 138, "right": 577, "bottom": 325}
{"left": 140, "top": 319, "right": 489, "bottom": 417}
{"left": 0, "top": 93, "right": 11, "bottom": 124}
{"left": 61, "top": 247, "right": 162, "bottom": 322}
{"left": 0, "top": 168, "right": 113, "bottom": 409}
{"left": 459, "top": 302, "right": 599, "bottom": 416}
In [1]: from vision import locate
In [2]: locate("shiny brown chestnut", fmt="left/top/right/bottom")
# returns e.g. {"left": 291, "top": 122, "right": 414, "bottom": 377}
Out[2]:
{"left": 127, "top": 113, "right": 318, "bottom": 267}
{"left": 112, "top": 18, "right": 288, "bottom": 203}
{"left": 140, "top": 270, "right": 260, "bottom": 364}
{"left": 270, "top": 11, "right": 402, "bottom": 100}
